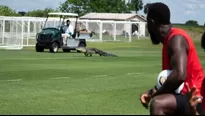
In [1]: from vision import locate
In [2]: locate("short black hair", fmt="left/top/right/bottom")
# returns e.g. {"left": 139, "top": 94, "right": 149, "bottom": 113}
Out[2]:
{"left": 66, "top": 20, "right": 70, "bottom": 22}
{"left": 147, "top": 2, "right": 171, "bottom": 24}
{"left": 201, "top": 32, "right": 205, "bottom": 49}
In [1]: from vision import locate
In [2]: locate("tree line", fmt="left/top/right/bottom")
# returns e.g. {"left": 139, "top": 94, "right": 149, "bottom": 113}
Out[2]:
{"left": 0, "top": 0, "right": 204, "bottom": 26}
{"left": 0, "top": 0, "right": 145, "bottom": 17}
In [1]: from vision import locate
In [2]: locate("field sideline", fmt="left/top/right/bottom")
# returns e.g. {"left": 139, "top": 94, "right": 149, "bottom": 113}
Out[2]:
{"left": 0, "top": 39, "right": 205, "bottom": 115}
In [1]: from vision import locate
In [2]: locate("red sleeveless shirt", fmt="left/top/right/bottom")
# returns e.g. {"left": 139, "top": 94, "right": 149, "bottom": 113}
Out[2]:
{"left": 162, "top": 28, "right": 205, "bottom": 109}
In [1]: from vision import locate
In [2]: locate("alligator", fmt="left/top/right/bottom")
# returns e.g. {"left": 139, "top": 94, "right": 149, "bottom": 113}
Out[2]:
{"left": 76, "top": 47, "right": 118, "bottom": 57}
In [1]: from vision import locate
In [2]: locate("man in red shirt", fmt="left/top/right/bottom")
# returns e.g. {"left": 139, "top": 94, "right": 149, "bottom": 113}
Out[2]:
{"left": 186, "top": 32, "right": 205, "bottom": 115}
{"left": 140, "top": 2, "right": 205, "bottom": 115}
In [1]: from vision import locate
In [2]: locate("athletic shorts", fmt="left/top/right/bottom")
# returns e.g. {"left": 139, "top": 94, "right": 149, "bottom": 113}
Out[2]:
{"left": 175, "top": 94, "right": 203, "bottom": 115}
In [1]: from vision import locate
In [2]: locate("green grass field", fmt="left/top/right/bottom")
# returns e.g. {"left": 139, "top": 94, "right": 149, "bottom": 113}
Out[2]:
{"left": 0, "top": 39, "right": 205, "bottom": 115}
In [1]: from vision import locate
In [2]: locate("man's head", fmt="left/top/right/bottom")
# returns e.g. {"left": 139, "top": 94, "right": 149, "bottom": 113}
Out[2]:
{"left": 201, "top": 32, "right": 205, "bottom": 49}
{"left": 147, "top": 2, "right": 172, "bottom": 45}
{"left": 66, "top": 20, "right": 70, "bottom": 26}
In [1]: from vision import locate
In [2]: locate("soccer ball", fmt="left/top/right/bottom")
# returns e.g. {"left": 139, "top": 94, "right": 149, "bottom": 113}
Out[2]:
{"left": 156, "top": 70, "right": 184, "bottom": 94}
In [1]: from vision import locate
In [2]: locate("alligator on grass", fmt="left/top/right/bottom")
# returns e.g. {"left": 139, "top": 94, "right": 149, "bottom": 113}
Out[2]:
{"left": 76, "top": 47, "right": 118, "bottom": 57}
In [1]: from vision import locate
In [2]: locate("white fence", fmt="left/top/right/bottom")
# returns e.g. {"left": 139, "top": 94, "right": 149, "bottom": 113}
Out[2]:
{"left": 0, "top": 16, "right": 147, "bottom": 49}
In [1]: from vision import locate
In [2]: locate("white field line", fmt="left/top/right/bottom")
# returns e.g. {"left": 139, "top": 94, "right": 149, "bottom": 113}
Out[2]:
{"left": 0, "top": 57, "right": 86, "bottom": 60}
{"left": 50, "top": 77, "right": 70, "bottom": 80}
{"left": 91, "top": 75, "right": 108, "bottom": 78}
{"left": 126, "top": 72, "right": 144, "bottom": 75}
{"left": 0, "top": 79, "right": 22, "bottom": 82}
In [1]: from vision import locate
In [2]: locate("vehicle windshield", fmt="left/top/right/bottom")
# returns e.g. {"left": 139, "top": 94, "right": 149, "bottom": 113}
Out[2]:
{"left": 43, "top": 16, "right": 76, "bottom": 29}
{"left": 44, "top": 19, "right": 62, "bottom": 29}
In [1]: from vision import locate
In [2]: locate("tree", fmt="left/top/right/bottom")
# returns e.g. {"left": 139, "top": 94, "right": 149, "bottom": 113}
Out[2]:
{"left": 0, "top": 5, "right": 20, "bottom": 16}
{"left": 91, "top": 0, "right": 131, "bottom": 13}
{"left": 44, "top": 8, "right": 56, "bottom": 15}
{"left": 143, "top": 3, "right": 152, "bottom": 14}
{"left": 185, "top": 20, "right": 199, "bottom": 26}
{"left": 25, "top": 9, "right": 45, "bottom": 17}
{"left": 59, "top": 0, "right": 89, "bottom": 16}
{"left": 127, "top": 0, "right": 143, "bottom": 13}
{"left": 59, "top": 0, "right": 143, "bottom": 16}
{"left": 18, "top": 11, "right": 26, "bottom": 16}
{"left": 25, "top": 8, "right": 56, "bottom": 17}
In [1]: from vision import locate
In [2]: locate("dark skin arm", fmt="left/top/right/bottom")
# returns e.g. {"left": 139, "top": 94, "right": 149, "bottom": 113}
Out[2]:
{"left": 185, "top": 83, "right": 203, "bottom": 115}
{"left": 140, "top": 86, "right": 157, "bottom": 108}
{"left": 147, "top": 86, "right": 158, "bottom": 97}
{"left": 152, "top": 35, "right": 188, "bottom": 98}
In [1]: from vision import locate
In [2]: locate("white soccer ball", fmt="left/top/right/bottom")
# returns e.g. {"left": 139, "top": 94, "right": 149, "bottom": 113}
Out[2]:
{"left": 156, "top": 70, "right": 184, "bottom": 94}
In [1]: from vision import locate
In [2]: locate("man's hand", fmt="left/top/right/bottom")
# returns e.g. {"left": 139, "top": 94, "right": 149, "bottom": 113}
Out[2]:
{"left": 140, "top": 93, "right": 151, "bottom": 109}
{"left": 140, "top": 87, "right": 157, "bottom": 109}
{"left": 185, "top": 83, "right": 203, "bottom": 115}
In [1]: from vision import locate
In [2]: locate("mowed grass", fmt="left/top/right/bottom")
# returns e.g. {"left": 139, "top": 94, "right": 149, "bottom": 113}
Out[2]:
{"left": 0, "top": 38, "right": 205, "bottom": 115}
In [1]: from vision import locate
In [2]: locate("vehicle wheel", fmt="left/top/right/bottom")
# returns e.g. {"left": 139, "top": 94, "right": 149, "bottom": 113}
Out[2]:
{"left": 35, "top": 43, "right": 44, "bottom": 52}
{"left": 49, "top": 42, "right": 59, "bottom": 53}
{"left": 63, "top": 49, "right": 70, "bottom": 52}
{"left": 77, "top": 43, "right": 86, "bottom": 53}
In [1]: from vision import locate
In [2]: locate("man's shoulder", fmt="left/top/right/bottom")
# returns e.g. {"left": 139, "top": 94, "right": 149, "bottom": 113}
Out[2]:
{"left": 167, "top": 33, "right": 189, "bottom": 51}
{"left": 171, "top": 27, "right": 186, "bottom": 33}
{"left": 69, "top": 25, "right": 74, "bottom": 28}
{"left": 168, "top": 27, "right": 190, "bottom": 40}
